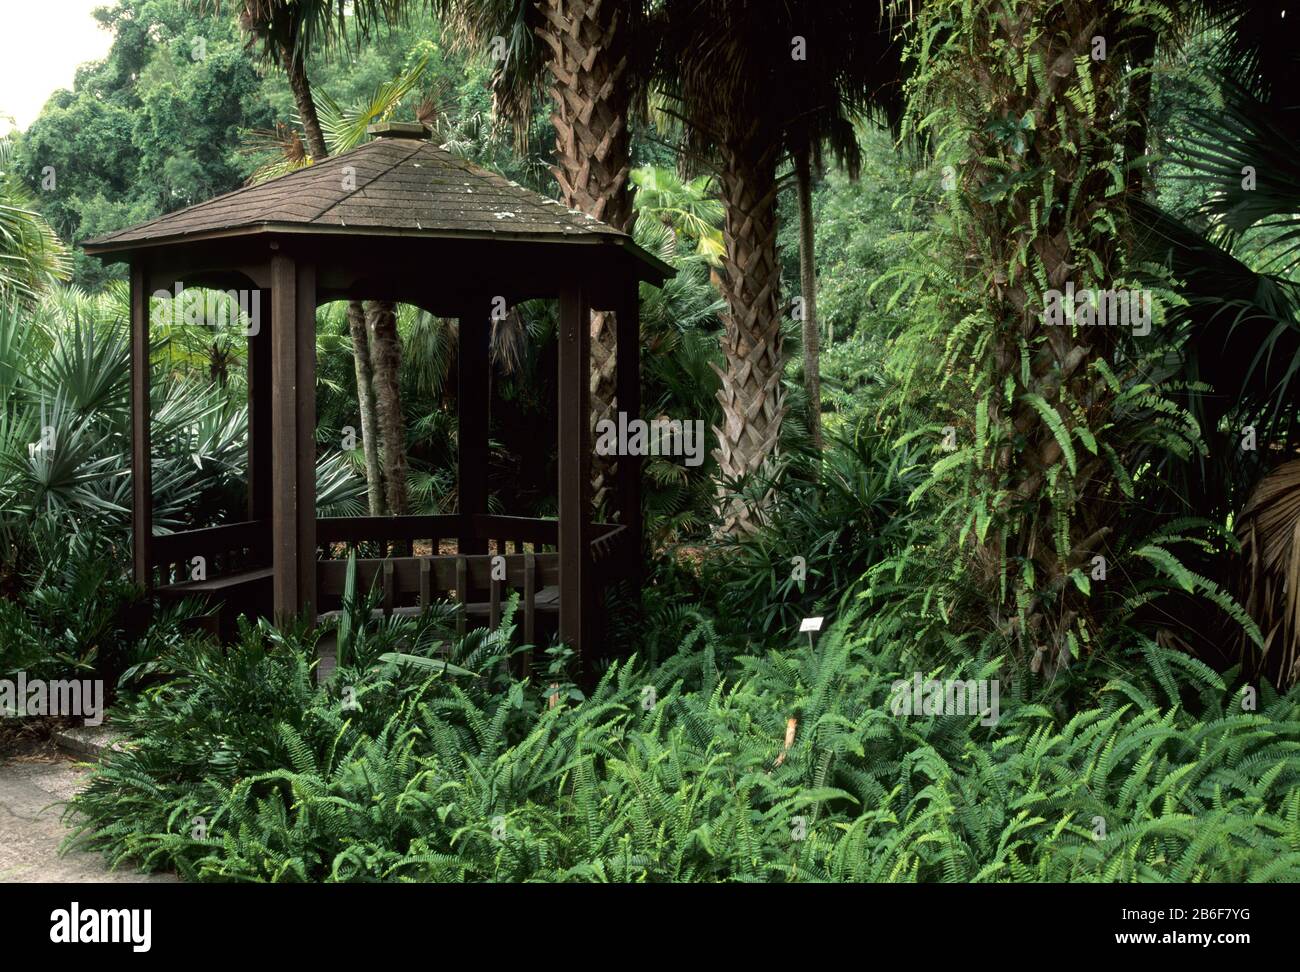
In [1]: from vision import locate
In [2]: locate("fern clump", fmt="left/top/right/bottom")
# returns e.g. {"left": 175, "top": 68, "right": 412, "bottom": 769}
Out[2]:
{"left": 64, "top": 603, "right": 1300, "bottom": 882}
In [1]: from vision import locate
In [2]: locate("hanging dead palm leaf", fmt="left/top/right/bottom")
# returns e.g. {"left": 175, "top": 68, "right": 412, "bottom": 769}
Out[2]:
{"left": 1238, "top": 459, "right": 1300, "bottom": 687}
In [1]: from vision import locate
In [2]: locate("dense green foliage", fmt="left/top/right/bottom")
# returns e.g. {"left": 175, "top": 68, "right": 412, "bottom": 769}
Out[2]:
{"left": 2, "top": 0, "right": 1299, "bottom": 885}
{"left": 65, "top": 596, "right": 1300, "bottom": 881}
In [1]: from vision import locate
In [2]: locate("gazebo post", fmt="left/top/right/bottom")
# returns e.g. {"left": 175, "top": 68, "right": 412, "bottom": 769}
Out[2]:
{"left": 457, "top": 300, "right": 490, "bottom": 556}
{"left": 129, "top": 261, "right": 152, "bottom": 589}
{"left": 246, "top": 289, "right": 272, "bottom": 524}
{"left": 270, "top": 252, "right": 318, "bottom": 623}
{"left": 614, "top": 278, "right": 642, "bottom": 590}
{"left": 558, "top": 285, "right": 593, "bottom": 666}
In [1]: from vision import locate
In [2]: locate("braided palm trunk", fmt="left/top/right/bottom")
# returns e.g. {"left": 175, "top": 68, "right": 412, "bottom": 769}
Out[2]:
{"left": 536, "top": 0, "right": 635, "bottom": 514}
{"left": 711, "top": 133, "right": 785, "bottom": 536}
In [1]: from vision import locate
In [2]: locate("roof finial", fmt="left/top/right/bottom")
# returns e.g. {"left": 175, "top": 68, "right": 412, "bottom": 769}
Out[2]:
{"left": 367, "top": 121, "right": 430, "bottom": 140}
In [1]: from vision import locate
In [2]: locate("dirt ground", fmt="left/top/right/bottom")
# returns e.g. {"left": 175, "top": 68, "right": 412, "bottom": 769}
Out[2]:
{"left": 0, "top": 737, "right": 177, "bottom": 883}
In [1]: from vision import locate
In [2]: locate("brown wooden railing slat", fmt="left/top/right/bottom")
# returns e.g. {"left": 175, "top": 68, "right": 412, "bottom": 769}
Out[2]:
{"left": 317, "top": 515, "right": 459, "bottom": 545}
{"left": 455, "top": 556, "right": 467, "bottom": 638}
{"left": 524, "top": 552, "right": 536, "bottom": 673}
{"left": 469, "top": 514, "right": 558, "bottom": 545}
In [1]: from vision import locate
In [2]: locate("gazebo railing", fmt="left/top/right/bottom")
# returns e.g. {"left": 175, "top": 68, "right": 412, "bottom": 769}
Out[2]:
{"left": 317, "top": 514, "right": 463, "bottom": 558}
{"left": 313, "top": 516, "right": 634, "bottom": 647}
{"left": 315, "top": 514, "right": 628, "bottom": 560}
{"left": 316, "top": 550, "right": 562, "bottom": 646}
{"left": 150, "top": 515, "right": 631, "bottom": 581}
{"left": 150, "top": 515, "right": 634, "bottom": 647}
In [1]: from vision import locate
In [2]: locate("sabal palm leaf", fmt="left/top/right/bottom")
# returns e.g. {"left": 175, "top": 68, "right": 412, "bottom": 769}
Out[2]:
{"left": 0, "top": 394, "right": 127, "bottom": 521}
{"left": 0, "top": 298, "right": 35, "bottom": 399}
{"left": 630, "top": 166, "right": 725, "bottom": 264}
{"left": 243, "top": 58, "right": 428, "bottom": 186}
{"left": 241, "top": 122, "right": 311, "bottom": 184}
{"left": 1188, "top": 0, "right": 1298, "bottom": 106}
{"left": 25, "top": 313, "right": 130, "bottom": 419}
{"left": 317, "top": 450, "right": 367, "bottom": 516}
{"left": 0, "top": 186, "right": 71, "bottom": 300}
{"left": 213, "top": 0, "right": 408, "bottom": 62}
{"left": 1132, "top": 198, "right": 1300, "bottom": 440}
{"left": 318, "top": 57, "right": 429, "bottom": 153}
{"left": 1177, "top": 76, "right": 1300, "bottom": 273}
{"left": 434, "top": 0, "right": 548, "bottom": 131}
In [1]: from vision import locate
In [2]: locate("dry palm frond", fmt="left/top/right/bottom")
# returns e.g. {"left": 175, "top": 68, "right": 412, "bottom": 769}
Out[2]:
{"left": 1238, "top": 459, "right": 1300, "bottom": 687}
{"left": 240, "top": 122, "right": 310, "bottom": 185}
{"left": 491, "top": 306, "right": 526, "bottom": 378}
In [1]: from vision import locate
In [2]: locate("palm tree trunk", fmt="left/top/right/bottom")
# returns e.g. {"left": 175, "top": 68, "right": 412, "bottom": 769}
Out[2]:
{"left": 282, "top": 39, "right": 403, "bottom": 517}
{"left": 366, "top": 299, "right": 406, "bottom": 519}
{"left": 536, "top": 0, "right": 635, "bottom": 515}
{"left": 347, "top": 302, "right": 385, "bottom": 515}
{"left": 279, "top": 41, "right": 392, "bottom": 516}
{"left": 712, "top": 135, "right": 785, "bottom": 536}
{"left": 366, "top": 302, "right": 410, "bottom": 519}
{"left": 793, "top": 145, "right": 823, "bottom": 452}
{"left": 281, "top": 48, "right": 329, "bottom": 162}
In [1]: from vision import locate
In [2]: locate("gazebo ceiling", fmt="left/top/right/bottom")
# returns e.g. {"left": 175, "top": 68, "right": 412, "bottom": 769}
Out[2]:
{"left": 82, "top": 128, "right": 671, "bottom": 282}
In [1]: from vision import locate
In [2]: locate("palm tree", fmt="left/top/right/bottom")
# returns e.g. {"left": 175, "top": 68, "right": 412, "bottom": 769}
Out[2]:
{"left": 646, "top": 0, "right": 790, "bottom": 535}
{"left": 436, "top": 0, "right": 641, "bottom": 513}
{"left": 629, "top": 166, "right": 724, "bottom": 265}
{"left": 219, "top": 1, "right": 347, "bottom": 160}
{"left": 645, "top": 2, "right": 904, "bottom": 528}
{"left": 218, "top": 0, "right": 407, "bottom": 516}
{"left": 0, "top": 134, "right": 70, "bottom": 301}
{"left": 778, "top": 2, "right": 904, "bottom": 452}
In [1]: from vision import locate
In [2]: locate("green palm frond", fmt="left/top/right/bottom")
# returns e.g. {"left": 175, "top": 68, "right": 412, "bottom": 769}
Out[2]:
{"left": 318, "top": 57, "right": 429, "bottom": 154}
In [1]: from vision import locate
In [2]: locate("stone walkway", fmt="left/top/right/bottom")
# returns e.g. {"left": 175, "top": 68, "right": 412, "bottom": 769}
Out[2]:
{"left": 0, "top": 744, "right": 177, "bottom": 883}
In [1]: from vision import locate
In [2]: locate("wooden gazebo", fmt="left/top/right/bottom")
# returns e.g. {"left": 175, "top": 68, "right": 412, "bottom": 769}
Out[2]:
{"left": 82, "top": 123, "right": 671, "bottom": 664}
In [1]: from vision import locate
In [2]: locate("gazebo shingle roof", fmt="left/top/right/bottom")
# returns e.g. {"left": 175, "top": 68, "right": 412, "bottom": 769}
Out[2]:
{"left": 82, "top": 136, "right": 636, "bottom": 253}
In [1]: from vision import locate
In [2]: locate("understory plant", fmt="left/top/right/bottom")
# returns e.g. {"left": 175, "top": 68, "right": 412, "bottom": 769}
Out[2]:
{"left": 64, "top": 596, "right": 1300, "bottom": 882}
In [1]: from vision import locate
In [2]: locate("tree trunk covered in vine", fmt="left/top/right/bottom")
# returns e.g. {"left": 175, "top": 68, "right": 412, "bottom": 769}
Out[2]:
{"left": 915, "top": 0, "right": 1168, "bottom": 677}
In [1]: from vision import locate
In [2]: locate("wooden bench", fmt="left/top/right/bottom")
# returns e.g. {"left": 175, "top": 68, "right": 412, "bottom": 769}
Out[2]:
{"left": 154, "top": 565, "right": 274, "bottom": 640}
{"left": 158, "top": 565, "right": 274, "bottom": 594}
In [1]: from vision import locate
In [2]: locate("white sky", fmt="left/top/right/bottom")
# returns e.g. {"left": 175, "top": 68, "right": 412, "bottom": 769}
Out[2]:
{"left": 0, "top": 0, "right": 115, "bottom": 133}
